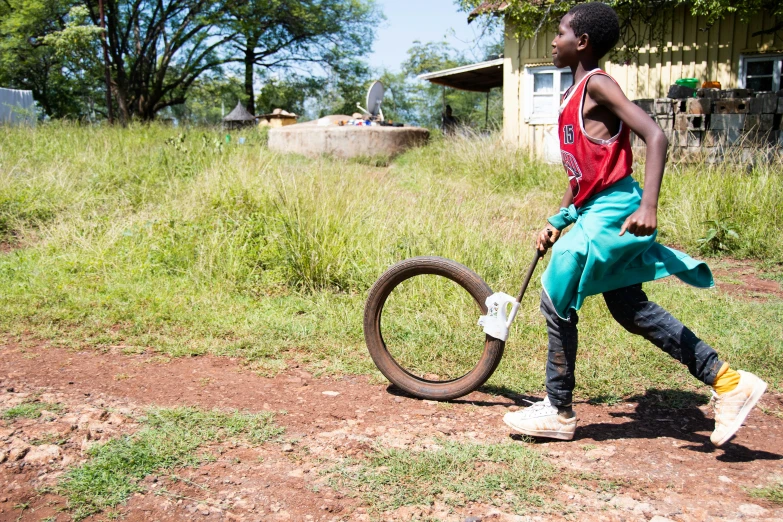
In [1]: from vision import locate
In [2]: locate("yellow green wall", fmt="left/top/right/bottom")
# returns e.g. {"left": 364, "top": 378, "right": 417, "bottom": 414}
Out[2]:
{"left": 503, "top": 6, "right": 783, "bottom": 155}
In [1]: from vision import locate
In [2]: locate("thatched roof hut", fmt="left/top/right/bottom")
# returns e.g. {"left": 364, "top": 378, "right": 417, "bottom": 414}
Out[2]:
{"left": 223, "top": 102, "right": 255, "bottom": 129}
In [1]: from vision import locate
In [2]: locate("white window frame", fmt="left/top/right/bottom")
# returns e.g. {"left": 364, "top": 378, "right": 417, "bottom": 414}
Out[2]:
{"left": 524, "top": 65, "right": 574, "bottom": 125}
{"left": 738, "top": 54, "right": 782, "bottom": 92}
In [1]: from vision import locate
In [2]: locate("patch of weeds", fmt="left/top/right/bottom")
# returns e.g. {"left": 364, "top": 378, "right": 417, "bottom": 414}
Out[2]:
{"left": 2, "top": 401, "right": 62, "bottom": 420}
{"left": 247, "top": 358, "right": 288, "bottom": 378}
{"left": 698, "top": 219, "right": 740, "bottom": 253}
{"left": 56, "top": 407, "right": 284, "bottom": 520}
{"left": 588, "top": 394, "right": 622, "bottom": 406}
{"left": 348, "top": 154, "right": 392, "bottom": 168}
{"left": 31, "top": 433, "right": 68, "bottom": 446}
{"left": 575, "top": 471, "right": 623, "bottom": 493}
{"left": 328, "top": 439, "right": 552, "bottom": 513}
{"left": 748, "top": 479, "right": 783, "bottom": 504}
{"left": 581, "top": 444, "right": 597, "bottom": 452}
{"left": 758, "top": 405, "right": 783, "bottom": 420}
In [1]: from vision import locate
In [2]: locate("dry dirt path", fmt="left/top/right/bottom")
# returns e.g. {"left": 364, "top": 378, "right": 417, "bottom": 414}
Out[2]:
{"left": 0, "top": 344, "right": 781, "bottom": 522}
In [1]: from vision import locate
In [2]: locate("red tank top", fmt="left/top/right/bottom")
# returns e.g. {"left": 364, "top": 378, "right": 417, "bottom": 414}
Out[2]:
{"left": 559, "top": 69, "right": 633, "bottom": 208}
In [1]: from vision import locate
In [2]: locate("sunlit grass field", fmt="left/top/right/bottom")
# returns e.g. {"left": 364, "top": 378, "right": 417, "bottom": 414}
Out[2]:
{"left": 1, "top": 122, "right": 781, "bottom": 401}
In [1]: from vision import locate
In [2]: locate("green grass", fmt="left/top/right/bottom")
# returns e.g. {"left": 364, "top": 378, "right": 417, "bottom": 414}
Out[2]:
{"left": 1, "top": 401, "right": 62, "bottom": 420}
{"left": 56, "top": 407, "right": 284, "bottom": 520}
{"left": 0, "top": 123, "right": 781, "bottom": 401}
{"left": 748, "top": 479, "right": 783, "bottom": 504}
{"left": 328, "top": 439, "right": 552, "bottom": 513}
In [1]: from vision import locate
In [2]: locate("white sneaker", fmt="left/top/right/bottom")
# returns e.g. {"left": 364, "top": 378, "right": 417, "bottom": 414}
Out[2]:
{"left": 711, "top": 370, "right": 767, "bottom": 447}
{"left": 503, "top": 396, "right": 577, "bottom": 440}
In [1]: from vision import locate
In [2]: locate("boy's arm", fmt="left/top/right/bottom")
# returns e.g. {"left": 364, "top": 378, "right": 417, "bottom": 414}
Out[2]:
{"left": 536, "top": 186, "right": 573, "bottom": 255}
{"left": 586, "top": 75, "right": 668, "bottom": 237}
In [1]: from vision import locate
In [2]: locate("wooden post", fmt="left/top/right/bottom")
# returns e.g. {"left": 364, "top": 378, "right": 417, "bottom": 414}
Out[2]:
{"left": 485, "top": 90, "right": 490, "bottom": 130}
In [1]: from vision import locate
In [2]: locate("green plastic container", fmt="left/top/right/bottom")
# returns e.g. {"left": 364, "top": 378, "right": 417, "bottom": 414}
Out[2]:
{"left": 675, "top": 78, "right": 699, "bottom": 90}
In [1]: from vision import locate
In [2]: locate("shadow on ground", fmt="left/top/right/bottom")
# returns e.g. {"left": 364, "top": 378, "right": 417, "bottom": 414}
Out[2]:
{"left": 534, "top": 389, "right": 780, "bottom": 462}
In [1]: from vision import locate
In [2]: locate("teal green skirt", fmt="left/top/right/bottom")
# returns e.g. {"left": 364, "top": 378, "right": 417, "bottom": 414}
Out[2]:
{"left": 542, "top": 177, "right": 714, "bottom": 319}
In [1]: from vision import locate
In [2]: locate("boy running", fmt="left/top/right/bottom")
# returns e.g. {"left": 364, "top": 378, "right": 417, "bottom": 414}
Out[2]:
{"left": 503, "top": 2, "right": 766, "bottom": 447}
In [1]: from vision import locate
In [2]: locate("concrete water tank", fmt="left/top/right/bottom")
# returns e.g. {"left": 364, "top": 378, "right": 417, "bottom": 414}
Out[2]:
{"left": 268, "top": 119, "right": 430, "bottom": 159}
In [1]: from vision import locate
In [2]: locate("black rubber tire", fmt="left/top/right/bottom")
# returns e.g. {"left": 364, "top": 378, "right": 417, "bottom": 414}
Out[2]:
{"left": 363, "top": 256, "right": 505, "bottom": 401}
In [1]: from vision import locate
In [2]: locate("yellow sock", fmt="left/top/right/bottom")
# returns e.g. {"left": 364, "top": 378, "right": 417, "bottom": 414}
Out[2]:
{"left": 713, "top": 363, "right": 740, "bottom": 395}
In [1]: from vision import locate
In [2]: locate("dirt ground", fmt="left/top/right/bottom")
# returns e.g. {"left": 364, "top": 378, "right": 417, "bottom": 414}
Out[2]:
{"left": 0, "top": 258, "right": 781, "bottom": 522}
{"left": 0, "top": 342, "right": 781, "bottom": 522}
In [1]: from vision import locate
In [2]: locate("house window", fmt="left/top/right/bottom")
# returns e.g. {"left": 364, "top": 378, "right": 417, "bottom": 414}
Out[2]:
{"left": 526, "top": 66, "right": 574, "bottom": 123}
{"left": 740, "top": 55, "right": 782, "bottom": 92}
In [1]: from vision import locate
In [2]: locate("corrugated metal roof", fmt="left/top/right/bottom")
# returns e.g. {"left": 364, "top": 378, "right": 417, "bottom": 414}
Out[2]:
{"left": 417, "top": 58, "right": 504, "bottom": 92}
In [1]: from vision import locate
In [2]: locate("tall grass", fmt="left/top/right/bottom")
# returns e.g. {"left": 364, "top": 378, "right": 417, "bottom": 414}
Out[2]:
{"left": 0, "top": 123, "right": 781, "bottom": 398}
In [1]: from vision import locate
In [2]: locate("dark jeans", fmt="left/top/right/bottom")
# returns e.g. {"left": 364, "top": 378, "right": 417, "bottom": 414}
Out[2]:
{"left": 541, "top": 284, "right": 724, "bottom": 407}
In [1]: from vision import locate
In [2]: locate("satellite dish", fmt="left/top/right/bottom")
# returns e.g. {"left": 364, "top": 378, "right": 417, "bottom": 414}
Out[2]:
{"left": 356, "top": 80, "right": 385, "bottom": 121}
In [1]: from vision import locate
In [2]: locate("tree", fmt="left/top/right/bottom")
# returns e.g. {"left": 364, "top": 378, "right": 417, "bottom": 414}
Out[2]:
{"left": 0, "top": 0, "right": 103, "bottom": 118}
{"left": 255, "top": 73, "right": 322, "bottom": 117}
{"left": 81, "top": 0, "right": 234, "bottom": 122}
{"left": 222, "top": 0, "right": 381, "bottom": 115}
{"left": 386, "top": 40, "right": 502, "bottom": 129}
{"left": 167, "top": 74, "right": 244, "bottom": 124}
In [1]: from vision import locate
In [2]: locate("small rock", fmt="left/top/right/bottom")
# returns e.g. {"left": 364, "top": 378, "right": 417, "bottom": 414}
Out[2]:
{"left": 633, "top": 502, "right": 653, "bottom": 516}
{"left": 107, "top": 413, "right": 125, "bottom": 426}
{"left": 585, "top": 445, "right": 616, "bottom": 461}
{"left": 322, "top": 391, "right": 340, "bottom": 397}
{"left": 649, "top": 517, "right": 676, "bottom": 522}
{"left": 610, "top": 495, "right": 638, "bottom": 511}
{"left": 281, "top": 444, "right": 294, "bottom": 453}
{"left": 464, "top": 517, "right": 483, "bottom": 522}
{"left": 196, "top": 503, "right": 210, "bottom": 515}
{"left": 287, "top": 469, "right": 304, "bottom": 478}
{"left": 24, "top": 444, "right": 61, "bottom": 465}
{"left": 7, "top": 438, "right": 30, "bottom": 461}
{"left": 718, "top": 475, "right": 733, "bottom": 484}
{"left": 738, "top": 504, "right": 767, "bottom": 516}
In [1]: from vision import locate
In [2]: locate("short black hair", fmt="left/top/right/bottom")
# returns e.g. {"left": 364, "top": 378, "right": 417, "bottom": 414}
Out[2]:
{"left": 567, "top": 2, "right": 620, "bottom": 59}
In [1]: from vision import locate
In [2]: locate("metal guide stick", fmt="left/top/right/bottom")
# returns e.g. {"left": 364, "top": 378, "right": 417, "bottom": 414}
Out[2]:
{"left": 505, "top": 230, "right": 551, "bottom": 328}
{"left": 516, "top": 250, "right": 542, "bottom": 303}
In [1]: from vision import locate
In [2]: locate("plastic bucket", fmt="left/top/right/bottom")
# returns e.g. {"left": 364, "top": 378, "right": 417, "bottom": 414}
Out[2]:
{"left": 675, "top": 78, "right": 699, "bottom": 90}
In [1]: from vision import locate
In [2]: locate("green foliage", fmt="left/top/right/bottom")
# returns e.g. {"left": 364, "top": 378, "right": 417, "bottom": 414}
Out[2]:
{"left": 255, "top": 74, "right": 322, "bottom": 117}
{"left": 2, "top": 401, "right": 62, "bottom": 420}
{"left": 168, "top": 75, "right": 245, "bottom": 125}
{"left": 57, "top": 407, "right": 284, "bottom": 520}
{"left": 385, "top": 39, "right": 504, "bottom": 128}
{"left": 222, "top": 0, "right": 382, "bottom": 115}
{"left": 697, "top": 219, "right": 740, "bottom": 253}
{"left": 460, "top": 0, "right": 782, "bottom": 60}
{"left": 0, "top": 124, "right": 781, "bottom": 400}
{"left": 748, "top": 479, "right": 783, "bottom": 504}
{"left": 329, "top": 439, "right": 552, "bottom": 511}
{"left": 0, "top": 0, "right": 100, "bottom": 118}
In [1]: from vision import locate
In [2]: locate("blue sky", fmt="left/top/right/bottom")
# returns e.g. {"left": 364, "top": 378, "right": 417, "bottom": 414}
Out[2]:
{"left": 368, "top": 0, "right": 500, "bottom": 72}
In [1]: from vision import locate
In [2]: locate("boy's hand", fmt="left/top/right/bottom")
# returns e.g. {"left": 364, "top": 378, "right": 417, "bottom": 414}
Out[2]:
{"left": 536, "top": 224, "right": 560, "bottom": 256}
{"left": 619, "top": 205, "right": 657, "bottom": 236}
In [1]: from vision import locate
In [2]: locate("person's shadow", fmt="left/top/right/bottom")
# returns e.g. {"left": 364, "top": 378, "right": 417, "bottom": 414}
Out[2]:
{"left": 559, "top": 389, "right": 779, "bottom": 462}
{"left": 387, "top": 384, "right": 782, "bottom": 463}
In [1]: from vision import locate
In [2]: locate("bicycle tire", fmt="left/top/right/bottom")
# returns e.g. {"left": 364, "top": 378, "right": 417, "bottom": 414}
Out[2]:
{"left": 363, "top": 256, "right": 505, "bottom": 400}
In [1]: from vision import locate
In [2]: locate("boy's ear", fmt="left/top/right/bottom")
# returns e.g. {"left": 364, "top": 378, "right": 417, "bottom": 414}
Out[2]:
{"left": 576, "top": 32, "right": 589, "bottom": 52}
